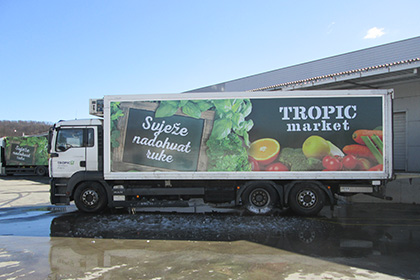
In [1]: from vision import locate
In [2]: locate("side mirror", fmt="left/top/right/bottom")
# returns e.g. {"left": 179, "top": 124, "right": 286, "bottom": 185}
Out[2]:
{"left": 57, "top": 145, "right": 67, "bottom": 152}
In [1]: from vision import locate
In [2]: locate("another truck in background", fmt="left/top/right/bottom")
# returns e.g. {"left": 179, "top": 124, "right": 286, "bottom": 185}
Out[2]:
{"left": 48, "top": 90, "right": 393, "bottom": 216}
{"left": 0, "top": 134, "right": 49, "bottom": 176}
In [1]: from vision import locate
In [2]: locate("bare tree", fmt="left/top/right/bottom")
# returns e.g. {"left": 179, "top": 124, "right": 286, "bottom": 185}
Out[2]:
{"left": 0, "top": 121, "right": 52, "bottom": 137}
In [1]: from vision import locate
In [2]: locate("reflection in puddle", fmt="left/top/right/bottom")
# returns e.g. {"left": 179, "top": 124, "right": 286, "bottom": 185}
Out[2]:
{"left": 0, "top": 204, "right": 419, "bottom": 279}
{"left": 0, "top": 236, "right": 403, "bottom": 280}
{"left": 49, "top": 209, "right": 420, "bottom": 279}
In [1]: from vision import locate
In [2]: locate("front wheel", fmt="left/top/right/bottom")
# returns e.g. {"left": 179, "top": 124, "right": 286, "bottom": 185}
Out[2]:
{"left": 289, "top": 183, "right": 326, "bottom": 216}
{"left": 74, "top": 182, "right": 108, "bottom": 213}
{"left": 242, "top": 182, "right": 279, "bottom": 215}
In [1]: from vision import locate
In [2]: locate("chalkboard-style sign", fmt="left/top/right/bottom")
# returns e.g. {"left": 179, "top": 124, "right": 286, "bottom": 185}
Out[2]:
{"left": 9, "top": 144, "right": 36, "bottom": 165}
{"left": 112, "top": 102, "right": 215, "bottom": 172}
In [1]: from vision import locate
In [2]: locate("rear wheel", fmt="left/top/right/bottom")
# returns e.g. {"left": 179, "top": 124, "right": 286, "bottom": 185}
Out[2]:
{"left": 242, "top": 182, "right": 279, "bottom": 215}
{"left": 35, "top": 166, "right": 48, "bottom": 176}
{"left": 289, "top": 183, "right": 325, "bottom": 216}
{"left": 74, "top": 182, "right": 108, "bottom": 213}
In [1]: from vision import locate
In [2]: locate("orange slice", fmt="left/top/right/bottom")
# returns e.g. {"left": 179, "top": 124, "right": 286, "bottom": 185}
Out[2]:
{"left": 248, "top": 138, "right": 280, "bottom": 165}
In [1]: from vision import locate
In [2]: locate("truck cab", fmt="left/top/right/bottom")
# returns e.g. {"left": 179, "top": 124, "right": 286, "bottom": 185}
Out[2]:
{"left": 49, "top": 119, "right": 102, "bottom": 177}
{"left": 49, "top": 119, "right": 104, "bottom": 205}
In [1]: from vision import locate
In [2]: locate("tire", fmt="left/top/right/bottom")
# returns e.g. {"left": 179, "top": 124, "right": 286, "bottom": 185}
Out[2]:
{"left": 289, "top": 183, "right": 326, "bottom": 216}
{"left": 35, "top": 166, "right": 48, "bottom": 176}
{"left": 74, "top": 182, "right": 108, "bottom": 213}
{"left": 242, "top": 182, "right": 279, "bottom": 215}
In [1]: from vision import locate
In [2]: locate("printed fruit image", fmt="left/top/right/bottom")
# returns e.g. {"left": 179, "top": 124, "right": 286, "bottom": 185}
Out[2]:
{"left": 302, "top": 136, "right": 330, "bottom": 159}
{"left": 322, "top": 155, "right": 343, "bottom": 171}
{"left": 248, "top": 156, "right": 261, "bottom": 171}
{"left": 327, "top": 141, "right": 344, "bottom": 157}
{"left": 248, "top": 138, "right": 280, "bottom": 165}
{"left": 342, "top": 154, "right": 359, "bottom": 169}
{"left": 265, "top": 162, "right": 289, "bottom": 171}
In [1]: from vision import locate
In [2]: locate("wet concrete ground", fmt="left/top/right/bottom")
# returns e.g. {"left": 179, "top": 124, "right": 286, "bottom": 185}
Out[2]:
{"left": 0, "top": 177, "right": 420, "bottom": 279}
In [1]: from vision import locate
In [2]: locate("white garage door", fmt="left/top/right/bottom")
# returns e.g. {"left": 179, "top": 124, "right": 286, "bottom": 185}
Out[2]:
{"left": 393, "top": 112, "right": 407, "bottom": 171}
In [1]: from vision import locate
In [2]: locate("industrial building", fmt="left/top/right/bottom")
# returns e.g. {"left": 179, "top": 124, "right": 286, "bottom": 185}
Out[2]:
{"left": 189, "top": 36, "right": 420, "bottom": 203}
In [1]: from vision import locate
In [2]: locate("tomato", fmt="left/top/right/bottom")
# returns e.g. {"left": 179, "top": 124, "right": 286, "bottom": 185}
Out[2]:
{"left": 322, "top": 155, "right": 343, "bottom": 171}
{"left": 249, "top": 156, "right": 260, "bottom": 171}
{"left": 342, "top": 154, "right": 359, "bottom": 170}
{"left": 266, "top": 162, "right": 289, "bottom": 171}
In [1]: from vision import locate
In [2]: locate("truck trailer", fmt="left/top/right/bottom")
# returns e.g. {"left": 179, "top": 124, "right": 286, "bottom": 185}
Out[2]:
{"left": 48, "top": 90, "right": 393, "bottom": 216}
{"left": 1, "top": 134, "right": 49, "bottom": 176}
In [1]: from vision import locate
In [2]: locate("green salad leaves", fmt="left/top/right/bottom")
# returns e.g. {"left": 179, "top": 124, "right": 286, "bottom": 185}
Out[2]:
{"left": 155, "top": 98, "right": 254, "bottom": 171}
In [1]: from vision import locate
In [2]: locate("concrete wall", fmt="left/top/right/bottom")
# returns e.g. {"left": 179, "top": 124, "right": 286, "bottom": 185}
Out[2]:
{"left": 392, "top": 81, "right": 420, "bottom": 172}
{"left": 347, "top": 80, "right": 420, "bottom": 204}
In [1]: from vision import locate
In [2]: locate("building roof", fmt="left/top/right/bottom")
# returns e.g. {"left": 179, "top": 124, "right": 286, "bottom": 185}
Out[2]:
{"left": 188, "top": 36, "right": 420, "bottom": 92}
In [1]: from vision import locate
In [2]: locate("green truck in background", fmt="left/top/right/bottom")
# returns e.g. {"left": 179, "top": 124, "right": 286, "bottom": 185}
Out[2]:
{"left": 0, "top": 134, "right": 49, "bottom": 176}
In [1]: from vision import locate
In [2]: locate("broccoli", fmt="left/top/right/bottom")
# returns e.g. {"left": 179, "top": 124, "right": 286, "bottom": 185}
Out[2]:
{"left": 206, "top": 133, "right": 251, "bottom": 171}
{"left": 278, "top": 148, "right": 323, "bottom": 171}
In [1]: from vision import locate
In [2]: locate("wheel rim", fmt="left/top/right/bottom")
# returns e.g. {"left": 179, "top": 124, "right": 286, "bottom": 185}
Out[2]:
{"left": 249, "top": 188, "right": 270, "bottom": 207}
{"left": 82, "top": 189, "right": 99, "bottom": 207}
{"left": 36, "top": 167, "right": 46, "bottom": 176}
{"left": 296, "top": 189, "right": 317, "bottom": 209}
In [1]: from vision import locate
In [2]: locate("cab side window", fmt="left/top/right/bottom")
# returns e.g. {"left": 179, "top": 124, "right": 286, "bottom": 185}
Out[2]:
{"left": 56, "top": 128, "right": 94, "bottom": 151}
{"left": 87, "top": 128, "right": 94, "bottom": 147}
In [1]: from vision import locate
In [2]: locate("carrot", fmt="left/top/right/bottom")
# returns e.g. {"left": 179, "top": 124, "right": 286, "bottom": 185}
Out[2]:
{"left": 343, "top": 144, "right": 376, "bottom": 161}
{"left": 369, "top": 164, "right": 383, "bottom": 171}
{"left": 352, "top": 130, "right": 383, "bottom": 145}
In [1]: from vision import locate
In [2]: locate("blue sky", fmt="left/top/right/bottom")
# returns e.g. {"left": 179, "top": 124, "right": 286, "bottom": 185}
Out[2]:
{"left": 1, "top": 0, "right": 420, "bottom": 123}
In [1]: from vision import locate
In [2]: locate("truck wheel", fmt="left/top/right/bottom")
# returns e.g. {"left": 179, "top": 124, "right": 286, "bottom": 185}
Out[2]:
{"left": 242, "top": 182, "right": 279, "bottom": 215}
{"left": 74, "top": 182, "right": 107, "bottom": 213}
{"left": 289, "top": 183, "right": 325, "bottom": 216}
{"left": 35, "top": 166, "right": 47, "bottom": 176}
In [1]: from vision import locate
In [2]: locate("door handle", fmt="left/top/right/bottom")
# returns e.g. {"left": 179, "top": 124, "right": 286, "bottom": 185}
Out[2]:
{"left": 50, "top": 153, "right": 59, "bottom": 158}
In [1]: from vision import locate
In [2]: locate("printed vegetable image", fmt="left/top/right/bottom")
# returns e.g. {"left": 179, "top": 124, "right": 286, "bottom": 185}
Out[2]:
{"left": 369, "top": 164, "right": 384, "bottom": 171}
{"left": 343, "top": 144, "right": 376, "bottom": 161}
{"left": 110, "top": 102, "right": 123, "bottom": 148}
{"left": 110, "top": 95, "right": 386, "bottom": 173}
{"left": 361, "top": 135, "right": 383, "bottom": 164}
{"left": 111, "top": 98, "right": 255, "bottom": 172}
{"left": 206, "top": 133, "right": 251, "bottom": 171}
{"left": 248, "top": 138, "right": 280, "bottom": 166}
{"left": 352, "top": 130, "right": 383, "bottom": 145}
{"left": 338, "top": 127, "right": 384, "bottom": 171}
{"left": 357, "top": 158, "right": 372, "bottom": 171}
{"left": 277, "top": 148, "right": 323, "bottom": 171}
{"left": 204, "top": 99, "right": 254, "bottom": 171}
{"left": 170, "top": 98, "right": 254, "bottom": 172}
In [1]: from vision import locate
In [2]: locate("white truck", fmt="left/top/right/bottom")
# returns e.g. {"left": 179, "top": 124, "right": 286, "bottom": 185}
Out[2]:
{"left": 1, "top": 134, "right": 49, "bottom": 176}
{"left": 48, "top": 90, "right": 393, "bottom": 216}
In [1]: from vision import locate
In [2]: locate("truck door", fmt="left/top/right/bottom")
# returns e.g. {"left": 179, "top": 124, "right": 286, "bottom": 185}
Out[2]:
{"left": 85, "top": 126, "right": 99, "bottom": 171}
{"left": 50, "top": 127, "right": 97, "bottom": 178}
